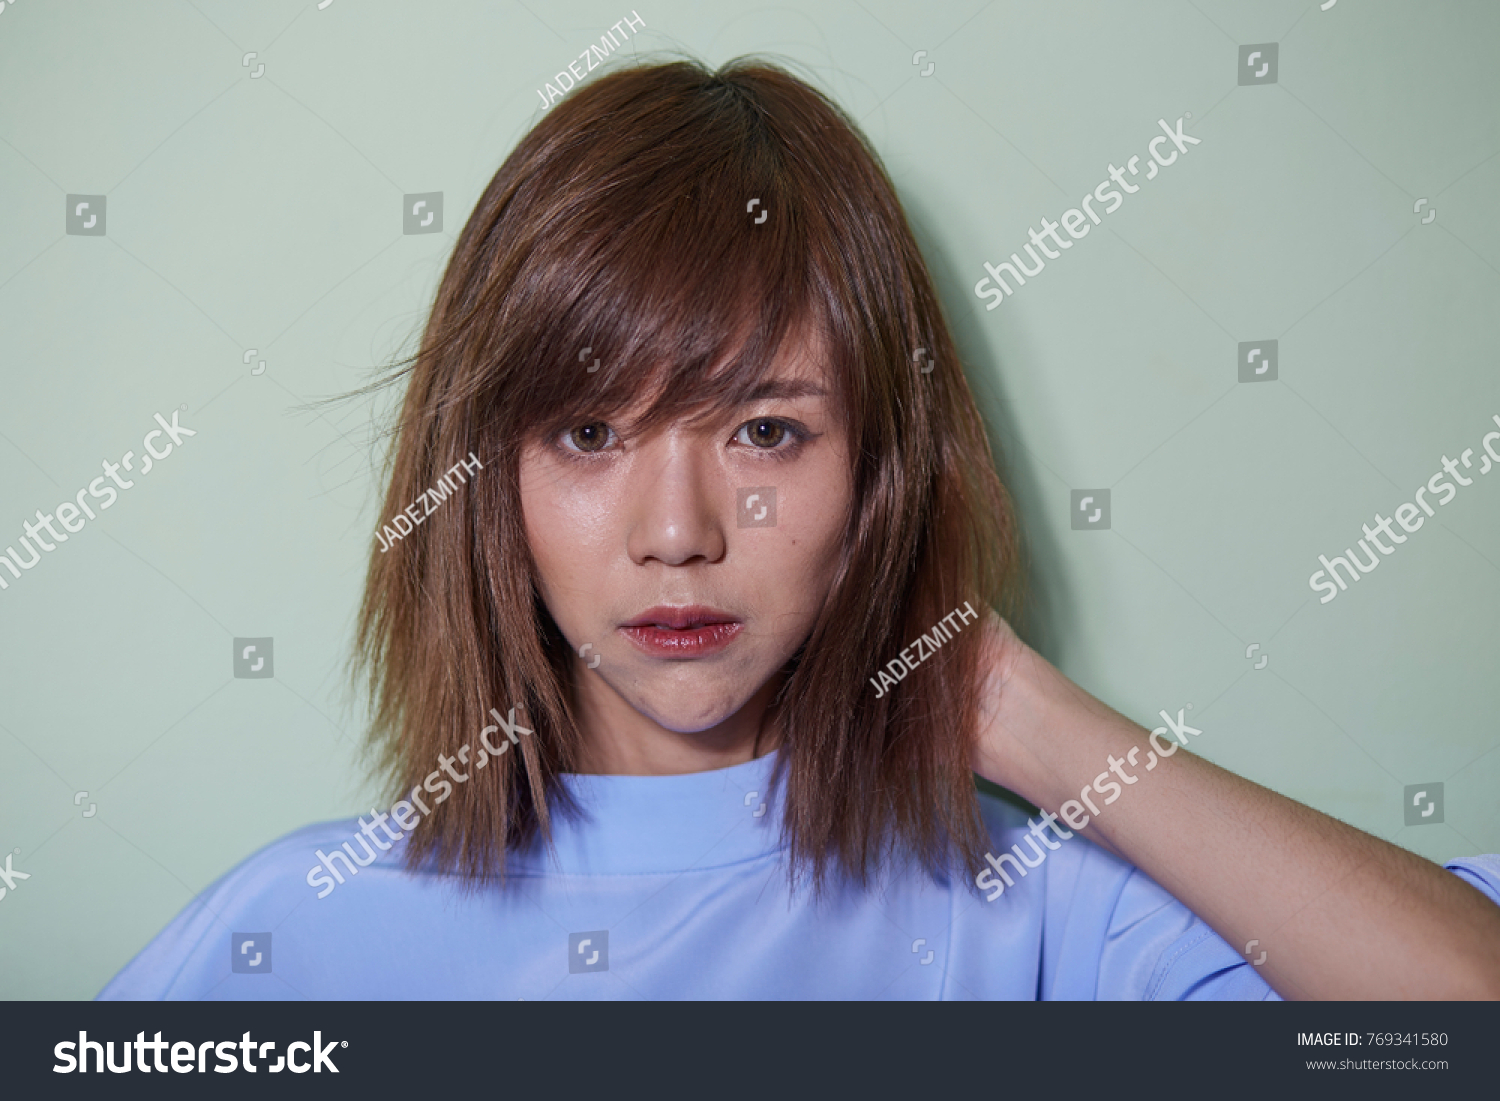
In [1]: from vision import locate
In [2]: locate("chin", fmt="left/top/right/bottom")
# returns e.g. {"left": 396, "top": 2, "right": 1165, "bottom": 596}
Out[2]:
{"left": 627, "top": 685, "right": 753, "bottom": 735}
{"left": 644, "top": 700, "right": 744, "bottom": 735}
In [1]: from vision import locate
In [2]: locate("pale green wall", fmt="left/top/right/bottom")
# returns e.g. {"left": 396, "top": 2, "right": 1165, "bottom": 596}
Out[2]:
{"left": 2, "top": 0, "right": 1497, "bottom": 998}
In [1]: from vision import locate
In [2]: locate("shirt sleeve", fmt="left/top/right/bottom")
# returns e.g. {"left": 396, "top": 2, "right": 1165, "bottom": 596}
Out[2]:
{"left": 96, "top": 822, "right": 357, "bottom": 1000}
{"left": 1443, "top": 854, "right": 1500, "bottom": 905}
{"left": 1094, "top": 860, "right": 1282, "bottom": 1000}
{"left": 1082, "top": 850, "right": 1500, "bottom": 1000}
{"left": 1036, "top": 838, "right": 1280, "bottom": 1000}
{"left": 97, "top": 889, "right": 225, "bottom": 1000}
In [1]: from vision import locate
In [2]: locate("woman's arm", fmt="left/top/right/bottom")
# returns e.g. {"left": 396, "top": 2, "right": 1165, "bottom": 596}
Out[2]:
{"left": 971, "top": 612, "right": 1500, "bottom": 1000}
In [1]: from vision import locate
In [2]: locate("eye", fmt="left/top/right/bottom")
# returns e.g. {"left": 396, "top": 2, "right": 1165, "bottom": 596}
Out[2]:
{"left": 553, "top": 417, "right": 810, "bottom": 460}
{"left": 734, "top": 417, "right": 802, "bottom": 451}
{"left": 558, "top": 422, "right": 616, "bottom": 454}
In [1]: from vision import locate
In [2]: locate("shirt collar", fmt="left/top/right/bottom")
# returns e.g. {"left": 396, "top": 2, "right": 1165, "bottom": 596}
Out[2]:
{"left": 507, "top": 747, "right": 786, "bottom": 875}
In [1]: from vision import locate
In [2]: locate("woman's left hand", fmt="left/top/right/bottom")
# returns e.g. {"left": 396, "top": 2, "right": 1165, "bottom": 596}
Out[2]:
{"left": 967, "top": 605, "right": 1500, "bottom": 999}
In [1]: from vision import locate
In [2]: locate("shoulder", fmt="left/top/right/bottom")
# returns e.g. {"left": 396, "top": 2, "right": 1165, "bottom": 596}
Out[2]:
{"left": 967, "top": 783, "right": 1278, "bottom": 999}
{"left": 967, "top": 782, "right": 1141, "bottom": 939}
{"left": 970, "top": 782, "right": 1132, "bottom": 900}
{"left": 209, "top": 817, "right": 395, "bottom": 904}
{"left": 97, "top": 817, "right": 388, "bottom": 1000}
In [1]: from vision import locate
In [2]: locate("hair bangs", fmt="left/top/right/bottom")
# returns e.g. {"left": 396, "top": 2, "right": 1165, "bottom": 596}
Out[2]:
{"left": 504, "top": 162, "right": 834, "bottom": 446}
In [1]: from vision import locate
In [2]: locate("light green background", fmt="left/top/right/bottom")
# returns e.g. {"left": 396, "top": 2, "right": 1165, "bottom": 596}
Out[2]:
{"left": 1, "top": 0, "right": 1497, "bottom": 999}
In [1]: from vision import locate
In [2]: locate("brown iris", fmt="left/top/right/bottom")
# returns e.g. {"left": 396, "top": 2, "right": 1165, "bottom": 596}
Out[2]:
{"left": 568, "top": 423, "right": 609, "bottom": 452}
{"left": 745, "top": 419, "right": 785, "bottom": 448}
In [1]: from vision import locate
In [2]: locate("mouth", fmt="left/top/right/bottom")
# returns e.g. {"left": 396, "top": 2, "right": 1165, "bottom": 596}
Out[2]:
{"left": 618, "top": 605, "right": 743, "bottom": 658}
{"left": 620, "top": 605, "right": 740, "bottom": 631}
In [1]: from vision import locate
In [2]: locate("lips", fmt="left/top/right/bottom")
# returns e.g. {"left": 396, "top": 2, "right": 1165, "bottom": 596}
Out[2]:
{"left": 618, "top": 605, "right": 744, "bottom": 659}
{"left": 620, "top": 605, "right": 739, "bottom": 631}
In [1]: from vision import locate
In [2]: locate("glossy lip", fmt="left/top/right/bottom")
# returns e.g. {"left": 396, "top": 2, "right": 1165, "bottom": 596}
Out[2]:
{"left": 619, "top": 621, "right": 743, "bottom": 658}
{"left": 618, "top": 605, "right": 744, "bottom": 659}
{"left": 620, "top": 605, "right": 739, "bottom": 630}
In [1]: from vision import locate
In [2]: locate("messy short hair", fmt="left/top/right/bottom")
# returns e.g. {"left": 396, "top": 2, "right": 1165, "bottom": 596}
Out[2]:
{"left": 352, "top": 54, "right": 1021, "bottom": 898}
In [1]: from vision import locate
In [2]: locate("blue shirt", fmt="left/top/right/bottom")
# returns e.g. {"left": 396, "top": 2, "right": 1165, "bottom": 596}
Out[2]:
{"left": 98, "top": 749, "right": 1500, "bottom": 1000}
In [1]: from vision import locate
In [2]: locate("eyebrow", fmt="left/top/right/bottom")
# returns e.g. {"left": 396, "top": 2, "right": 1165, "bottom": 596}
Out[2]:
{"left": 739, "top": 378, "right": 828, "bottom": 402}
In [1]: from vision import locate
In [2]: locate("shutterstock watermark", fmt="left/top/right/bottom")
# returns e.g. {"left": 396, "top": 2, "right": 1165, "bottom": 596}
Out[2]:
{"left": 306, "top": 704, "right": 531, "bottom": 898}
{"left": 975, "top": 705, "right": 1201, "bottom": 901}
{"left": 376, "top": 451, "right": 482, "bottom": 554}
{"left": 0, "top": 851, "right": 30, "bottom": 902}
{"left": 54, "top": 1031, "right": 343, "bottom": 1074}
{"left": 1308, "top": 413, "right": 1500, "bottom": 604}
{"left": 973, "top": 115, "right": 1201, "bottom": 310}
{"left": 1, "top": 410, "right": 196, "bottom": 594}
{"left": 869, "top": 601, "right": 980, "bottom": 699}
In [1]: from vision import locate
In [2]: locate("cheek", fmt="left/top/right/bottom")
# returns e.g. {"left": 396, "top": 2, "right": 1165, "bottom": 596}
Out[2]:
{"left": 774, "top": 470, "right": 850, "bottom": 594}
{"left": 526, "top": 486, "right": 587, "bottom": 557}
{"left": 520, "top": 461, "right": 625, "bottom": 612}
{"left": 520, "top": 461, "right": 585, "bottom": 592}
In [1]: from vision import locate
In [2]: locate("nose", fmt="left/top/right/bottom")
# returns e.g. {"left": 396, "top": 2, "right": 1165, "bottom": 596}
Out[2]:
{"left": 624, "top": 432, "right": 727, "bottom": 567}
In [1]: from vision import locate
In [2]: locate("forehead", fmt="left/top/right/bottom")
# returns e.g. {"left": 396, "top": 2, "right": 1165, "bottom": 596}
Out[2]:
{"left": 714, "top": 324, "right": 831, "bottom": 400}
{"left": 545, "top": 314, "right": 841, "bottom": 440}
{"left": 649, "top": 321, "right": 835, "bottom": 426}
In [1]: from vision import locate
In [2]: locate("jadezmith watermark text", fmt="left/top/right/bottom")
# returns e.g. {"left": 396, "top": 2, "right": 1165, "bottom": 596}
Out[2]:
{"left": 870, "top": 601, "right": 980, "bottom": 698}
{"left": 376, "top": 451, "right": 482, "bottom": 553}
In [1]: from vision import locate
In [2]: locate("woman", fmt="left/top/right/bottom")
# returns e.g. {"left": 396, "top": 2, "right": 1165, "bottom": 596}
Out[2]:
{"left": 101, "top": 56, "right": 1500, "bottom": 1001}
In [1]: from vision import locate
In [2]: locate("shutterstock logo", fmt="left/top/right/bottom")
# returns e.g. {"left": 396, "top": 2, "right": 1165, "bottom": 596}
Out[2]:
{"left": 306, "top": 702, "right": 533, "bottom": 899}
{"left": 569, "top": 930, "right": 609, "bottom": 972}
{"left": 67, "top": 194, "right": 107, "bottom": 235}
{"left": 737, "top": 486, "right": 776, "bottom": 527}
{"left": 0, "top": 410, "right": 196, "bottom": 596}
{"left": 0, "top": 851, "right": 30, "bottom": 902}
{"left": 975, "top": 116, "right": 1201, "bottom": 310}
{"left": 1071, "top": 488, "right": 1111, "bottom": 530}
{"left": 1238, "top": 43, "right": 1279, "bottom": 85}
{"left": 1404, "top": 783, "right": 1444, "bottom": 826}
{"left": 1238, "top": 340, "right": 1278, "bottom": 382}
{"left": 234, "top": 638, "right": 273, "bottom": 678}
{"left": 1308, "top": 413, "right": 1500, "bottom": 604}
{"left": 232, "top": 932, "right": 272, "bottom": 974}
{"left": 403, "top": 192, "right": 443, "bottom": 234}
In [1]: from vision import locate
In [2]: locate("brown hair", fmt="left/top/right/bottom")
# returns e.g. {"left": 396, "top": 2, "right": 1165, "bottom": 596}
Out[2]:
{"left": 351, "top": 53, "right": 1022, "bottom": 898}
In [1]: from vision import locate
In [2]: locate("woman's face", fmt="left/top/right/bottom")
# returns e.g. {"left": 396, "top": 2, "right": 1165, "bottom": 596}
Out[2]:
{"left": 519, "top": 330, "right": 852, "bottom": 744}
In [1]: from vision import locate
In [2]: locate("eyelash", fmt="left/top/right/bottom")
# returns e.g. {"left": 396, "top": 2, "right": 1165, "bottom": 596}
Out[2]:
{"left": 553, "top": 417, "right": 811, "bottom": 462}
